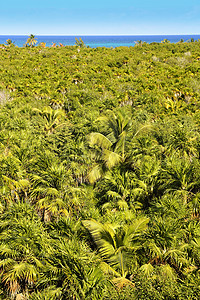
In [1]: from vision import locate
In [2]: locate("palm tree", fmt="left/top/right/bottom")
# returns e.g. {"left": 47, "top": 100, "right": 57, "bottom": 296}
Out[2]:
{"left": 95, "top": 167, "right": 136, "bottom": 208}
{"left": 31, "top": 160, "right": 71, "bottom": 221}
{"left": 83, "top": 217, "right": 149, "bottom": 288}
{"left": 43, "top": 238, "right": 105, "bottom": 300}
{"left": 0, "top": 202, "right": 50, "bottom": 299}
{"left": 75, "top": 37, "right": 86, "bottom": 48}
{"left": 161, "top": 39, "right": 170, "bottom": 44}
{"left": 39, "top": 42, "right": 46, "bottom": 48}
{"left": 88, "top": 110, "right": 153, "bottom": 183}
{"left": 131, "top": 155, "right": 161, "bottom": 208}
{"left": 147, "top": 233, "right": 189, "bottom": 271}
{"left": 33, "top": 106, "right": 65, "bottom": 134}
{"left": 67, "top": 140, "right": 91, "bottom": 186}
{"left": 134, "top": 40, "right": 144, "bottom": 47}
{"left": 6, "top": 39, "right": 15, "bottom": 47}
{"left": 2, "top": 175, "right": 30, "bottom": 203}
{"left": 88, "top": 110, "right": 132, "bottom": 183}
{"left": 144, "top": 202, "right": 192, "bottom": 276}
{"left": 161, "top": 154, "right": 199, "bottom": 204}
{"left": 25, "top": 34, "right": 37, "bottom": 47}
{"left": 167, "top": 125, "right": 198, "bottom": 159}
{"left": 92, "top": 110, "right": 132, "bottom": 158}
{"left": 130, "top": 135, "right": 159, "bottom": 159}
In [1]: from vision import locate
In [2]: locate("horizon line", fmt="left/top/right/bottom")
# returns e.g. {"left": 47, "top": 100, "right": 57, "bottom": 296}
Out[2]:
{"left": 0, "top": 33, "right": 200, "bottom": 36}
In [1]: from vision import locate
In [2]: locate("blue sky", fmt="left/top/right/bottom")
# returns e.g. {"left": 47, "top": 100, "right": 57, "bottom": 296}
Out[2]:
{"left": 0, "top": 0, "right": 200, "bottom": 35}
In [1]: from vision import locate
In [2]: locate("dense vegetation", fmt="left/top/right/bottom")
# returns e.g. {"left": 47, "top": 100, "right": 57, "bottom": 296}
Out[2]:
{"left": 0, "top": 40, "right": 200, "bottom": 299}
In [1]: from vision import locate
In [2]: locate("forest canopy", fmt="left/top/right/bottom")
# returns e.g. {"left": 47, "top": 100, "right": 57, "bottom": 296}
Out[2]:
{"left": 0, "top": 40, "right": 200, "bottom": 299}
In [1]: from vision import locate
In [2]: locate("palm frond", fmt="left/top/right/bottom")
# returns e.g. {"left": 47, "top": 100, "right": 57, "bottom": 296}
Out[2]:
{"left": 88, "top": 164, "right": 103, "bottom": 183}
{"left": 100, "top": 262, "right": 121, "bottom": 277}
{"left": 140, "top": 263, "right": 154, "bottom": 277}
{"left": 102, "top": 149, "right": 121, "bottom": 168}
{"left": 158, "top": 264, "right": 176, "bottom": 281}
{"left": 83, "top": 219, "right": 116, "bottom": 259}
{"left": 88, "top": 132, "right": 112, "bottom": 149}
{"left": 124, "top": 217, "right": 149, "bottom": 246}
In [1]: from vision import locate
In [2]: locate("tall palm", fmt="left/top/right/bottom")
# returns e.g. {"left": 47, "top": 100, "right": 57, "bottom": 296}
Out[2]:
{"left": 6, "top": 39, "right": 14, "bottom": 46}
{"left": 25, "top": 34, "right": 37, "bottom": 47}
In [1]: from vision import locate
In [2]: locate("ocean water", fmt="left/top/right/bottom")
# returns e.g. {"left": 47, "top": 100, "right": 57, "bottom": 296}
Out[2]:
{"left": 0, "top": 35, "right": 200, "bottom": 48}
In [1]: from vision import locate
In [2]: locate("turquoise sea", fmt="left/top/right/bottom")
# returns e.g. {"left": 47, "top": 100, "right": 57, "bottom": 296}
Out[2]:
{"left": 0, "top": 35, "right": 200, "bottom": 48}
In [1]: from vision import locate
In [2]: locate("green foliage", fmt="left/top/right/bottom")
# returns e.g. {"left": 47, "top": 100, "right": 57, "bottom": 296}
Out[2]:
{"left": 0, "top": 41, "right": 200, "bottom": 298}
